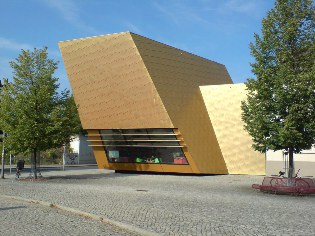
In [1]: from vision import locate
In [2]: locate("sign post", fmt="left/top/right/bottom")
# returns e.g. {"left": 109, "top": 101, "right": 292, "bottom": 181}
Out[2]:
{"left": 9, "top": 152, "right": 12, "bottom": 175}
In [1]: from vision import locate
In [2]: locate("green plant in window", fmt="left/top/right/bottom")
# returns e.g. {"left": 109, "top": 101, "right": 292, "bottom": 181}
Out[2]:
{"left": 135, "top": 157, "right": 143, "bottom": 163}
{"left": 154, "top": 157, "right": 161, "bottom": 163}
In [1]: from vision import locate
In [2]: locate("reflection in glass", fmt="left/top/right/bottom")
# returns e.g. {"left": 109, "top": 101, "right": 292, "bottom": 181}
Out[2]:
{"left": 100, "top": 129, "right": 188, "bottom": 165}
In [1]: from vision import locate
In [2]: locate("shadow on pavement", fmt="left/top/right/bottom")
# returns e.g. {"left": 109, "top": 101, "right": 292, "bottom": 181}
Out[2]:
{"left": 0, "top": 206, "right": 27, "bottom": 211}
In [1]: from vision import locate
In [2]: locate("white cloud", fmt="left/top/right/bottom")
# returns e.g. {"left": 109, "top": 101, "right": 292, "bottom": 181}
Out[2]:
{"left": 151, "top": 0, "right": 269, "bottom": 36}
{"left": 0, "top": 56, "right": 13, "bottom": 80}
{"left": 152, "top": 1, "right": 181, "bottom": 26}
{"left": 42, "top": 0, "right": 99, "bottom": 35}
{"left": 224, "top": 0, "right": 262, "bottom": 14}
{"left": 200, "top": 0, "right": 265, "bottom": 14}
{"left": 0, "top": 37, "right": 33, "bottom": 51}
{"left": 153, "top": 0, "right": 267, "bottom": 26}
{"left": 0, "top": 37, "right": 61, "bottom": 60}
{"left": 152, "top": 1, "right": 210, "bottom": 26}
{"left": 0, "top": 38, "right": 62, "bottom": 81}
{"left": 125, "top": 23, "right": 143, "bottom": 35}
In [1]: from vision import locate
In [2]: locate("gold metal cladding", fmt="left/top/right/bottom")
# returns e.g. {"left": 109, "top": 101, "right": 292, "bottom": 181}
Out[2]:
{"left": 58, "top": 32, "right": 173, "bottom": 129}
{"left": 175, "top": 91, "right": 228, "bottom": 174}
{"left": 88, "top": 134, "right": 180, "bottom": 136}
{"left": 107, "top": 163, "right": 193, "bottom": 174}
{"left": 87, "top": 130, "right": 109, "bottom": 169}
{"left": 88, "top": 140, "right": 184, "bottom": 142}
{"left": 60, "top": 32, "right": 265, "bottom": 174}
{"left": 200, "top": 84, "right": 265, "bottom": 175}
{"left": 90, "top": 145, "right": 186, "bottom": 147}
{"left": 173, "top": 128, "right": 196, "bottom": 173}
{"left": 130, "top": 33, "right": 233, "bottom": 174}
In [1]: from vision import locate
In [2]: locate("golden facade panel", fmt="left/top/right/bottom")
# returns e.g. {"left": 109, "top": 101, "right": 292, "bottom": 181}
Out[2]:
{"left": 131, "top": 33, "right": 233, "bottom": 174}
{"left": 59, "top": 32, "right": 173, "bottom": 129}
{"left": 59, "top": 32, "right": 265, "bottom": 175}
{"left": 200, "top": 84, "right": 265, "bottom": 174}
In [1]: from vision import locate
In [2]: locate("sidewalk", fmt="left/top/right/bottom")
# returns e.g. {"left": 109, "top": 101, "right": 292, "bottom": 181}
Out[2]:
{"left": 1, "top": 164, "right": 99, "bottom": 178}
{"left": 0, "top": 195, "right": 137, "bottom": 236}
{"left": 0, "top": 167, "right": 314, "bottom": 235}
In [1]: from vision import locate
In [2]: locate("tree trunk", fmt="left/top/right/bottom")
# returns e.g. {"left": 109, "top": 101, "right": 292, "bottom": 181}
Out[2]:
{"left": 288, "top": 147, "right": 294, "bottom": 179}
{"left": 32, "top": 148, "right": 38, "bottom": 179}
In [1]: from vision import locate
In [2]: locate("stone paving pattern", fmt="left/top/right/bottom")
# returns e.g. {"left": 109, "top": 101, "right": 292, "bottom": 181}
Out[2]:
{"left": 0, "top": 195, "right": 136, "bottom": 236}
{"left": 0, "top": 167, "right": 314, "bottom": 235}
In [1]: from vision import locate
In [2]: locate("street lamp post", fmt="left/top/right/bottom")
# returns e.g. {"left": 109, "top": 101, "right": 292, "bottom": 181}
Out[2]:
{"left": 9, "top": 152, "right": 12, "bottom": 175}
{"left": 0, "top": 80, "right": 5, "bottom": 179}
{"left": 63, "top": 144, "right": 66, "bottom": 171}
{"left": 1, "top": 132, "right": 5, "bottom": 179}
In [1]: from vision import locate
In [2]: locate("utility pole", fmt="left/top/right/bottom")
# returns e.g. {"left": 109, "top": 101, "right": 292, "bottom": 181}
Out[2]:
{"left": 1, "top": 132, "right": 6, "bottom": 179}
{"left": 63, "top": 144, "right": 66, "bottom": 171}
{"left": 0, "top": 80, "right": 4, "bottom": 179}
{"left": 9, "top": 152, "right": 12, "bottom": 175}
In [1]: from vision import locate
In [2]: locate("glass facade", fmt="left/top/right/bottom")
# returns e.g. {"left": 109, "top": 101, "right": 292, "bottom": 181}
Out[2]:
{"left": 99, "top": 129, "right": 188, "bottom": 165}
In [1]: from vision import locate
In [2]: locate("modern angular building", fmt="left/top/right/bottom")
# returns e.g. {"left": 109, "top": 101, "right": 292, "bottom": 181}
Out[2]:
{"left": 59, "top": 32, "right": 265, "bottom": 175}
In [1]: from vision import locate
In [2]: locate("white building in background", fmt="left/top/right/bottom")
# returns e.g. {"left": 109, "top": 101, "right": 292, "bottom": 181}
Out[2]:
{"left": 68, "top": 134, "right": 96, "bottom": 165}
{"left": 266, "top": 146, "right": 315, "bottom": 177}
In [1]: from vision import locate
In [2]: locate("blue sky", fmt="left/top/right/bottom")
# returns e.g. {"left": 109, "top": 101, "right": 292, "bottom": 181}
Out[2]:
{"left": 0, "top": 0, "right": 275, "bottom": 91}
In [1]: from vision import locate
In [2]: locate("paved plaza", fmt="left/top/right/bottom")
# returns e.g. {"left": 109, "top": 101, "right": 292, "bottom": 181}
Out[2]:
{"left": 0, "top": 166, "right": 314, "bottom": 235}
{"left": 0, "top": 196, "right": 136, "bottom": 236}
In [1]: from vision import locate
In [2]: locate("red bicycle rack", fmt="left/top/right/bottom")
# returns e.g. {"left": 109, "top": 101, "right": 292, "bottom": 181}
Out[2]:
{"left": 252, "top": 176, "right": 315, "bottom": 195}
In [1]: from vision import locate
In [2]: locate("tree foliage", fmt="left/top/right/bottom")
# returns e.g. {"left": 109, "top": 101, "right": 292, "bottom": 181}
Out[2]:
{"left": 0, "top": 47, "right": 81, "bottom": 158}
{"left": 242, "top": 0, "right": 315, "bottom": 157}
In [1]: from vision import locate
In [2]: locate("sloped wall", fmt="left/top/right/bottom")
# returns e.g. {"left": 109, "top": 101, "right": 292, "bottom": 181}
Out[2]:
{"left": 132, "top": 33, "right": 232, "bottom": 173}
{"left": 200, "top": 84, "right": 265, "bottom": 175}
{"left": 59, "top": 32, "right": 173, "bottom": 129}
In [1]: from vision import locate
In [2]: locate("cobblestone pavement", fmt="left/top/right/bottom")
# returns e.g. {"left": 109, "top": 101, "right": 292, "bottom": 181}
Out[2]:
{"left": 0, "top": 167, "right": 314, "bottom": 235}
{"left": 0, "top": 195, "right": 136, "bottom": 236}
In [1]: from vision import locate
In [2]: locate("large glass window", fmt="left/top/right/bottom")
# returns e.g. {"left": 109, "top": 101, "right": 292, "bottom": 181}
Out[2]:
{"left": 99, "top": 129, "right": 188, "bottom": 165}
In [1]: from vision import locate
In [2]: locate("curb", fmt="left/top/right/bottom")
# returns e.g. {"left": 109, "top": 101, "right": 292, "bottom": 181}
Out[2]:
{"left": 0, "top": 194, "right": 159, "bottom": 236}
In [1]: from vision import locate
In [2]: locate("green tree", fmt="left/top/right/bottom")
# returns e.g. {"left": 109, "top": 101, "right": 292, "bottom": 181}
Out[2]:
{"left": 241, "top": 0, "right": 315, "bottom": 178}
{"left": 0, "top": 48, "right": 81, "bottom": 178}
